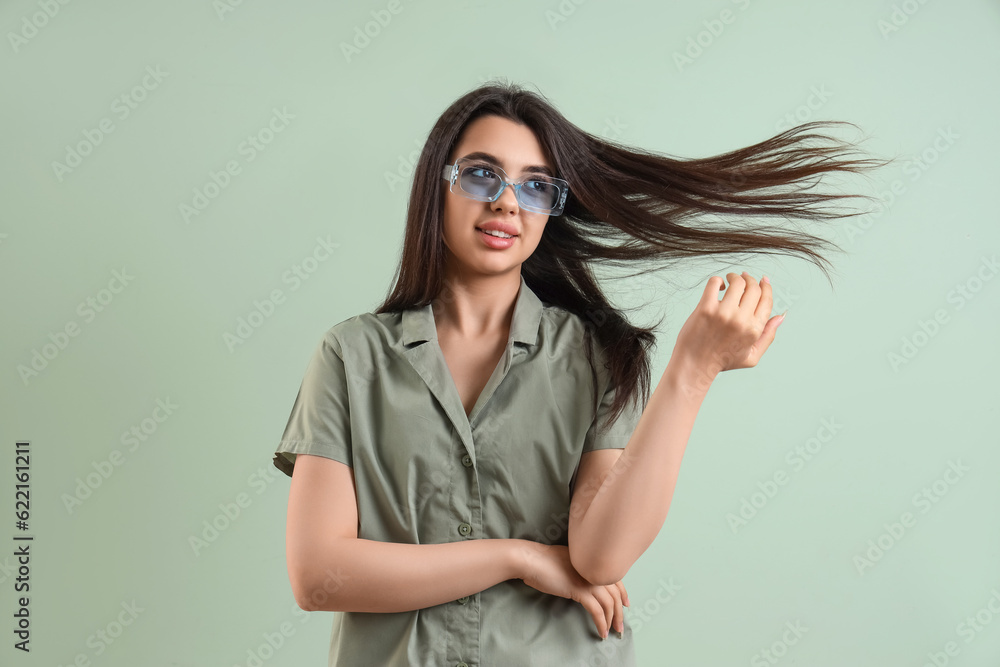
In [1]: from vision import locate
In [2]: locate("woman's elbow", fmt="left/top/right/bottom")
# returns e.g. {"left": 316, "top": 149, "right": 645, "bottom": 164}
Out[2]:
{"left": 291, "top": 561, "right": 354, "bottom": 612}
{"left": 289, "top": 566, "right": 319, "bottom": 611}
{"left": 581, "top": 565, "right": 624, "bottom": 587}
{"left": 570, "top": 545, "right": 620, "bottom": 587}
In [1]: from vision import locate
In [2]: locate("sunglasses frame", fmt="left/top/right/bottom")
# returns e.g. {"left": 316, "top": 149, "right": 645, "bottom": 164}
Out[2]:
{"left": 442, "top": 158, "right": 570, "bottom": 216}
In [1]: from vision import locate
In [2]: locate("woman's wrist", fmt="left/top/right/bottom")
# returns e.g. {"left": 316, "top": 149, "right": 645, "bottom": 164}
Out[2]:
{"left": 505, "top": 538, "right": 540, "bottom": 582}
{"left": 664, "top": 353, "right": 718, "bottom": 399}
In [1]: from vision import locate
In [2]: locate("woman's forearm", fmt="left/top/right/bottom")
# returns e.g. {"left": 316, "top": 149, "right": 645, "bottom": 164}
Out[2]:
{"left": 299, "top": 537, "right": 525, "bottom": 613}
{"left": 569, "top": 356, "right": 714, "bottom": 585}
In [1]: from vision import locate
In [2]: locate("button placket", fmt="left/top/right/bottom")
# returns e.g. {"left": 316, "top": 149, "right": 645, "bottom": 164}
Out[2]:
{"left": 448, "top": 411, "right": 482, "bottom": 667}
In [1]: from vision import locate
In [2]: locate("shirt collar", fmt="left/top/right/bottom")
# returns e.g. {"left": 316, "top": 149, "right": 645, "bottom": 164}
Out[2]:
{"left": 402, "top": 273, "right": 542, "bottom": 346}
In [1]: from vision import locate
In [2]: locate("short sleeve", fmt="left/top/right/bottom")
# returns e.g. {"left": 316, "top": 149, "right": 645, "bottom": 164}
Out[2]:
{"left": 581, "top": 380, "right": 643, "bottom": 453}
{"left": 272, "top": 332, "right": 353, "bottom": 477}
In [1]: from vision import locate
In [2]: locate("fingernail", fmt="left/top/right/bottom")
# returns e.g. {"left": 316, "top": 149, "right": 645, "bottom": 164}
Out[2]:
{"left": 762, "top": 275, "right": 770, "bottom": 284}
{"left": 777, "top": 309, "right": 788, "bottom": 327}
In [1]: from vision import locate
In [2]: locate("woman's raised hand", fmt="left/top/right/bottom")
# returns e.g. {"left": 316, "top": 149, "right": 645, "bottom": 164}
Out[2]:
{"left": 516, "top": 542, "right": 628, "bottom": 640}
{"left": 674, "top": 271, "right": 785, "bottom": 376}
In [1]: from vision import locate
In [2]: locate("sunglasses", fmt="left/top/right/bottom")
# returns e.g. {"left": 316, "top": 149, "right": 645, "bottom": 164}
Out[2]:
{"left": 442, "top": 157, "right": 570, "bottom": 216}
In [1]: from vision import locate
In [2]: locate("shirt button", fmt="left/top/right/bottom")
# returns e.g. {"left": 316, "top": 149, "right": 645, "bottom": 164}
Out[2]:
{"left": 457, "top": 596, "right": 470, "bottom": 604}
{"left": 462, "top": 454, "right": 473, "bottom": 467}
{"left": 458, "top": 522, "right": 472, "bottom": 537}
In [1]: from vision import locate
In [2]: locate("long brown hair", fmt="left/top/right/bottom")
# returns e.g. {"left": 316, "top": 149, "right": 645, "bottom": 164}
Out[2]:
{"left": 374, "top": 80, "right": 893, "bottom": 433}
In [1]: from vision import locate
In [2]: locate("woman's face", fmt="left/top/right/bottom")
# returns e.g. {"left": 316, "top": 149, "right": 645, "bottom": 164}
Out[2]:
{"left": 441, "top": 114, "right": 555, "bottom": 280}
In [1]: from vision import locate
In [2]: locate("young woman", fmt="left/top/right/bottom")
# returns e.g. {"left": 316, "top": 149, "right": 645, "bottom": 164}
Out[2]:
{"left": 272, "top": 81, "right": 888, "bottom": 666}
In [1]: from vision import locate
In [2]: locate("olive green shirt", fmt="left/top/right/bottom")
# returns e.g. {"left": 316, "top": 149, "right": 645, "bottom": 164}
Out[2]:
{"left": 273, "top": 273, "right": 643, "bottom": 667}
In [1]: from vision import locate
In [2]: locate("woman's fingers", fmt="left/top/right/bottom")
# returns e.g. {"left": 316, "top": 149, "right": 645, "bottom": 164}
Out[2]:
{"left": 592, "top": 585, "right": 614, "bottom": 636}
{"left": 720, "top": 272, "right": 747, "bottom": 310}
{"left": 615, "top": 580, "right": 630, "bottom": 608}
{"left": 578, "top": 595, "right": 609, "bottom": 639}
{"left": 755, "top": 274, "right": 774, "bottom": 325}
{"left": 755, "top": 313, "right": 783, "bottom": 357}
{"left": 684, "top": 271, "right": 780, "bottom": 372}
{"left": 579, "top": 582, "right": 630, "bottom": 638}
{"left": 584, "top": 585, "right": 618, "bottom": 639}
{"left": 608, "top": 584, "right": 624, "bottom": 636}
{"left": 699, "top": 275, "right": 727, "bottom": 310}
{"left": 739, "top": 271, "right": 761, "bottom": 310}
{"left": 597, "top": 584, "right": 625, "bottom": 637}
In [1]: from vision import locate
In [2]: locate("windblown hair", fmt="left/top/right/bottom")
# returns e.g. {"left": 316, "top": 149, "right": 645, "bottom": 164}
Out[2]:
{"left": 374, "top": 80, "right": 892, "bottom": 432}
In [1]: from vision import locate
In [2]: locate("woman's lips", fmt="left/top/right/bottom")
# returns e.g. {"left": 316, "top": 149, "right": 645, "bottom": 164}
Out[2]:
{"left": 477, "top": 228, "right": 518, "bottom": 249}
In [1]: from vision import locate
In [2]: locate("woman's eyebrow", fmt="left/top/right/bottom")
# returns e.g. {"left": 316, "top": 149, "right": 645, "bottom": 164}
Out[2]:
{"left": 460, "top": 151, "right": 554, "bottom": 177}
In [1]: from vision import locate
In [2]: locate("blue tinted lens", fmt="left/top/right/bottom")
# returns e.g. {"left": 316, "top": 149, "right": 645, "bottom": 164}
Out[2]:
{"left": 458, "top": 163, "right": 560, "bottom": 211}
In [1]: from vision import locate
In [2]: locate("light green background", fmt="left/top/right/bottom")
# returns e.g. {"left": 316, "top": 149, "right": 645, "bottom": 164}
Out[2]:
{"left": 2, "top": 1, "right": 998, "bottom": 665}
